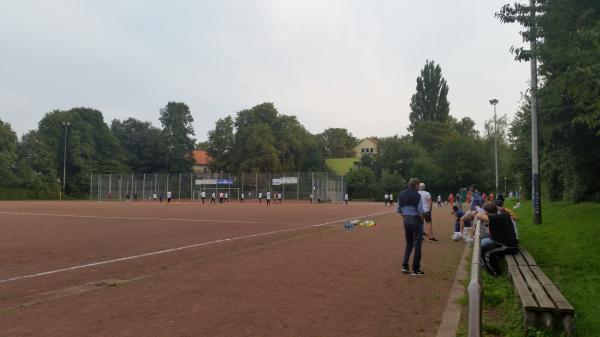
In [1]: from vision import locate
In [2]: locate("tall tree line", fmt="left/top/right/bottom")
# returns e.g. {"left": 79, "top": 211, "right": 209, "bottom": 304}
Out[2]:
{"left": 498, "top": 0, "right": 600, "bottom": 202}
{"left": 0, "top": 102, "right": 195, "bottom": 198}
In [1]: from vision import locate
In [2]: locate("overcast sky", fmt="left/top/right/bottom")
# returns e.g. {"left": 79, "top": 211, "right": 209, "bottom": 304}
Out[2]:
{"left": 0, "top": 0, "right": 529, "bottom": 141}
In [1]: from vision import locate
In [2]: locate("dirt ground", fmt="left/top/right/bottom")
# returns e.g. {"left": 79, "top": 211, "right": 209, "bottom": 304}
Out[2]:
{"left": 0, "top": 200, "right": 465, "bottom": 337}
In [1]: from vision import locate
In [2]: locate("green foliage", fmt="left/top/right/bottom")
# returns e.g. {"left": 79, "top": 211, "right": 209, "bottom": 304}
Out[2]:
{"left": 0, "top": 119, "right": 18, "bottom": 186}
{"left": 37, "top": 107, "right": 128, "bottom": 197}
{"left": 498, "top": 0, "right": 600, "bottom": 202}
{"left": 317, "top": 128, "right": 357, "bottom": 158}
{"left": 111, "top": 118, "right": 165, "bottom": 173}
{"left": 409, "top": 60, "right": 450, "bottom": 132}
{"left": 206, "top": 102, "right": 324, "bottom": 173}
{"left": 346, "top": 167, "right": 376, "bottom": 199}
{"left": 159, "top": 102, "right": 196, "bottom": 173}
{"left": 512, "top": 200, "right": 600, "bottom": 336}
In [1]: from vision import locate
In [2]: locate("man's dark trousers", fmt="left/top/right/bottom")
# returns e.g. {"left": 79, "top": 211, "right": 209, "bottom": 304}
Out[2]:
{"left": 403, "top": 215, "right": 423, "bottom": 271}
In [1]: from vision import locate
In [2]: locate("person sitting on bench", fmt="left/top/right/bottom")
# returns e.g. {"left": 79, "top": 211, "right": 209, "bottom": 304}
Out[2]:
{"left": 476, "top": 202, "right": 519, "bottom": 276}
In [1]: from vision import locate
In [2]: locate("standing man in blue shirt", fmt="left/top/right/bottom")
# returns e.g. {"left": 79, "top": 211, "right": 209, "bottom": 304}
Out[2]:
{"left": 397, "top": 178, "right": 426, "bottom": 276}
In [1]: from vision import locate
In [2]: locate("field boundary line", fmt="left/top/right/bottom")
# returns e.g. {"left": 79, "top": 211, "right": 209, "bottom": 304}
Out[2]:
{"left": 0, "top": 209, "right": 395, "bottom": 284}
{"left": 0, "top": 211, "right": 277, "bottom": 225}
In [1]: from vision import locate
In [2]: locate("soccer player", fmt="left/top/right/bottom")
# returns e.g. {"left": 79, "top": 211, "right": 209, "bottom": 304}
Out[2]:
{"left": 389, "top": 193, "right": 394, "bottom": 206}
{"left": 437, "top": 195, "right": 442, "bottom": 207}
{"left": 210, "top": 192, "right": 216, "bottom": 204}
{"left": 419, "top": 183, "right": 437, "bottom": 241}
{"left": 266, "top": 191, "right": 271, "bottom": 206}
{"left": 258, "top": 192, "right": 263, "bottom": 204}
{"left": 219, "top": 192, "right": 224, "bottom": 204}
{"left": 344, "top": 193, "right": 348, "bottom": 204}
{"left": 167, "top": 191, "right": 172, "bottom": 203}
{"left": 153, "top": 193, "right": 157, "bottom": 201}
{"left": 384, "top": 193, "right": 389, "bottom": 206}
{"left": 224, "top": 192, "right": 229, "bottom": 202}
{"left": 240, "top": 193, "right": 244, "bottom": 202}
{"left": 277, "top": 192, "right": 282, "bottom": 204}
{"left": 200, "top": 191, "right": 206, "bottom": 204}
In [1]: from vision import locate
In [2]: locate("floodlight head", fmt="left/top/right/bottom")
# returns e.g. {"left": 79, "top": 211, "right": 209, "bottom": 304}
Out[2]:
{"left": 489, "top": 99, "right": 498, "bottom": 105}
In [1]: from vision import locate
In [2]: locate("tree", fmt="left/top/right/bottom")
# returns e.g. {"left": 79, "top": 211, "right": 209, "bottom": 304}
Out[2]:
{"left": 0, "top": 119, "right": 18, "bottom": 187}
{"left": 159, "top": 102, "right": 196, "bottom": 173}
{"left": 236, "top": 123, "right": 280, "bottom": 172}
{"left": 346, "top": 167, "right": 376, "bottom": 199}
{"left": 37, "top": 108, "right": 128, "bottom": 196}
{"left": 408, "top": 60, "right": 450, "bottom": 132}
{"left": 207, "top": 116, "right": 235, "bottom": 172}
{"left": 111, "top": 118, "right": 165, "bottom": 173}
{"left": 318, "top": 128, "right": 357, "bottom": 158}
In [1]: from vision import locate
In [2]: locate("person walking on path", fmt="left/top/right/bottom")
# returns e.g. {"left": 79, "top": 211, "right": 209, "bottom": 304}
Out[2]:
{"left": 389, "top": 193, "right": 394, "bottom": 206}
{"left": 419, "top": 183, "right": 437, "bottom": 241}
{"left": 448, "top": 193, "right": 454, "bottom": 208}
{"left": 437, "top": 195, "right": 442, "bottom": 207}
{"left": 384, "top": 193, "right": 389, "bottom": 206}
{"left": 397, "top": 178, "right": 425, "bottom": 276}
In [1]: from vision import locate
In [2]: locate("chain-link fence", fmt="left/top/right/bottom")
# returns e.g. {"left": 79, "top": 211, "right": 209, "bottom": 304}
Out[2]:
{"left": 89, "top": 172, "right": 346, "bottom": 203}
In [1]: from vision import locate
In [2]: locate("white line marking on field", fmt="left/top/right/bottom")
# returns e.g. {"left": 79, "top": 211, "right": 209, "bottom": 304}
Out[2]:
{"left": 0, "top": 211, "right": 274, "bottom": 225}
{"left": 0, "top": 210, "right": 395, "bottom": 284}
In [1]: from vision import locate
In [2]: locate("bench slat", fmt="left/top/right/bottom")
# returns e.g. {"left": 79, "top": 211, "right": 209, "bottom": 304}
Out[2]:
{"left": 519, "top": 266, "right": 556, "bottom": 310}
{"left": 514, "top": 252, "right": 528, "bottom": 266}
{"left": 508, "top": 265, "right": 538, "bottom": 310}
{"left": 519, "top": 248, "right": 537, "bottom": 266}
{"left": 505, "top": 254, "right": 517, "bottom": 266}
{"left": 530, "top": 266, "right": 575, "bottom": 313}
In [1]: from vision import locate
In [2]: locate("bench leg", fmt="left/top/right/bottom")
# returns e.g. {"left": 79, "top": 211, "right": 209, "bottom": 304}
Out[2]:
{"left": 541, "top": 312, "right": 553, "bottom": 330}
{"left": 562, "top": 314, "right": 575, "bottom": 336}
{"left": 524, "top": 310, "right": 537, "bottom": 331}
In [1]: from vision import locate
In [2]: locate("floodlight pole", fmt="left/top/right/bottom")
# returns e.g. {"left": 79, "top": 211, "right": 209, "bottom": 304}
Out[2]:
{"left": 61, "top": 121, "right": 70, "bottom": 198}
{"left": 530, "top": 0, "right": 542, "bottom": 224}
{"left": 489, "top": 99, "right": 499, "bottom": 196}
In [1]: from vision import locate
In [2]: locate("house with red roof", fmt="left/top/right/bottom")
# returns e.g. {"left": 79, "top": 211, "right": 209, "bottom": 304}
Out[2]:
{"left": 192, "top": 150, "right": 212, "bottom": 174}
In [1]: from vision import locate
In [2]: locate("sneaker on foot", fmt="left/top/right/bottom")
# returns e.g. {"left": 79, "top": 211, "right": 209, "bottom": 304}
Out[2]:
{"left": 428, "top": 237, "right": 438, "bottom": 242}
{"left": 401, "top": 265, "right": 410, "bottom": 274}
{"left": 411, "top": 270, "right": 425, "bottom": 276}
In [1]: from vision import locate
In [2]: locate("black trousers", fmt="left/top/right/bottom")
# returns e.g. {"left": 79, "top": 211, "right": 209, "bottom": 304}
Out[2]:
{"left": 402, "top": 215, "right": 424, "bottom": 271}
{"left": 481, "top": 241, "right": 518, "bottom": 275}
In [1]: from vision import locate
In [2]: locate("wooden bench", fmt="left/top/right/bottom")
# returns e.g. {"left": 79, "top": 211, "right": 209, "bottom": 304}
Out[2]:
{"left": 505, "top": 248, "right": 575, "bottom": 335}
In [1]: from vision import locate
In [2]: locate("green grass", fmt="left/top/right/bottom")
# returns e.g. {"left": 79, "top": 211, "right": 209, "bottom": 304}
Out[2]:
{"left": 456, "top": 199, "right": 599, "bottom": 336}
{"left": 511, "top": 200, "right": 600, "bottom": 337}
{"left": 324, "top": 157, "right": 359, "bottom": 175}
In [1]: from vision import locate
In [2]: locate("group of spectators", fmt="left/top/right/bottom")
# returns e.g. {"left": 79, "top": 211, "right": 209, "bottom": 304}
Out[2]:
{"left": 397, "top": 180, "right": 520, "bottom": 277}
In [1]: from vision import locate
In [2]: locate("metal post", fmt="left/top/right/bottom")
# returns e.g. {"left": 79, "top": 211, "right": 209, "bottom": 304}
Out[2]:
{"left": 311, "top": 172, "right": 314, "bottom": 203}
{"left": 489, "top": 99, "right": 499, "bottom": 196}
{"left": 241, "top": 173, "right": 244, "bottom": 199}
{"left": 97, "top": 174, "right": 101, "bottom": 201}
{"left": 61, "top": 121, "right": 70, "bottom": 196}
{"left": 228, "top": 172, "right": 231, "bottom": 200}
{"left": 142, "top": 173, "right": 146, "bottom": 202}
{"left": 178, "top": 173, "right": 182, "bottom": 201}
{"left": 119, "top": 174, "right": 122, "bottom": 200}
{"left": 297, "top": 171, "right": 300, "bottom": 200}
{"left": 89, "top": 173, "right": 93, "bottom": 200}
{"left": 190, "top": 173, "right": 193, "bottom": 200}
{"left": 108, "top": 174, "right": 112, "bottom": 199}
{"left": 255, "top": 172, "right": 258, "bottom": 200}
{"left": 530, "top": 0, "right": 542, "bottom": 224}
{"left": 282, "top": 172, "right": 285, "bottom": 200}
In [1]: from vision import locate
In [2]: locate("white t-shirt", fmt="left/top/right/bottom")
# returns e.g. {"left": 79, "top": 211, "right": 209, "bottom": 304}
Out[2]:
{"left": 384, "top": 194, "right": 389, "bottom": 200}
{"left": 167, "top": 191, "right": 172, "bottom": 198}
{"left": 259, "top": 192, "right": 263, "bottom": 198}
{"left": 201, "top": 191, "right": 206, "bottom": 198}
{"left": 418, "top": 191, "right": 432, "bottom": 212}
{"left": 266, "top": 192, "right": 271, "bottom": 200}
{"left": 241, "top": 193, "right": 244, "bottom": 199}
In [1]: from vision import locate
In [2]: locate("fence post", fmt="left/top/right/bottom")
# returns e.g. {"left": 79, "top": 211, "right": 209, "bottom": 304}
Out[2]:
{"left": 255, "top": 172, "right": 258, "bottom": 200}
{"left": 108, "top": 174, "right": 112, "bottom": 199}
{"left": 190, "top": 173, "right": 193, "bottom": 200}
{"left": 468, "top": 219, "right": 484, "bottom": 337}
{"left": 119, "top": 174, "right": 122, "bottom": 200}
{"left": 311, "top": 172, "right": 314, "bottom": 203}
{"left": 228, "top": 172, "right": 231, "bottom": 201}
{"left": 178, "top": 173, "right": 182, "bottom": 201}
{"left": 142, "top": 173, "right": 146, "bottom": 202}
{"left": 89, "top": 173, "right": 93, "bottom": 200}
{"left": 97, "top": 174, "right": 101, "bottom": 201}
{"left": 297, "top": 171, "right": 300, "bottom": 200}
{"left": 241, "top": 173, "right": 244, "bottom": 199}
{"left": 282, "top": 172, "right": 285, "bottom": 200}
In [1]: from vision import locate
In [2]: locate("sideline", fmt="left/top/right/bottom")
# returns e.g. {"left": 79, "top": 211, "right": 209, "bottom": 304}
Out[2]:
{"left": 0, "top": 209, "right": 394, "bottom": 285}
{"left": 435, "top": 244, "right": 470, "bottom": 337}
{"left": 0, "top": 211, "right": 278, "bottom": 225}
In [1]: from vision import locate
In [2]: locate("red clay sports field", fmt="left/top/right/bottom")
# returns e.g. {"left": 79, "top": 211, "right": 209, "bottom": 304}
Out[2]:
{"left": 0, "top": 200, "right": 464, "bottom": 337}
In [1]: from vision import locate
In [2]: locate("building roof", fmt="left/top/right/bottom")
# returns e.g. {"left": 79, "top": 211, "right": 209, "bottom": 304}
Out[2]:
{"left": 192, "top": 150, "right": 212, "bottom": 166}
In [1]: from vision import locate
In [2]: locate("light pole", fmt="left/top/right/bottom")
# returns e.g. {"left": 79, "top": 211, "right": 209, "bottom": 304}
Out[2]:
{"left": 62, "top": 121, "right": 70, "bottom": 198}
{"left": 504, "top": 177, "right": 508, "bottom": 195}
{"left": 489, "top": 99, "right": 499, "bottom": 196}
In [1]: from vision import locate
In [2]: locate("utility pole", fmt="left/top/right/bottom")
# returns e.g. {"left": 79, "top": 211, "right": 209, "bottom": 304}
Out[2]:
{"left": 61, "top": 121, "right": 70, "bottom": 199}
{"left": 489, "top": 99, "right": 499, "bottom": 196}
{"left": 530, "top": 0, "right": 542, "bottom": 224}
